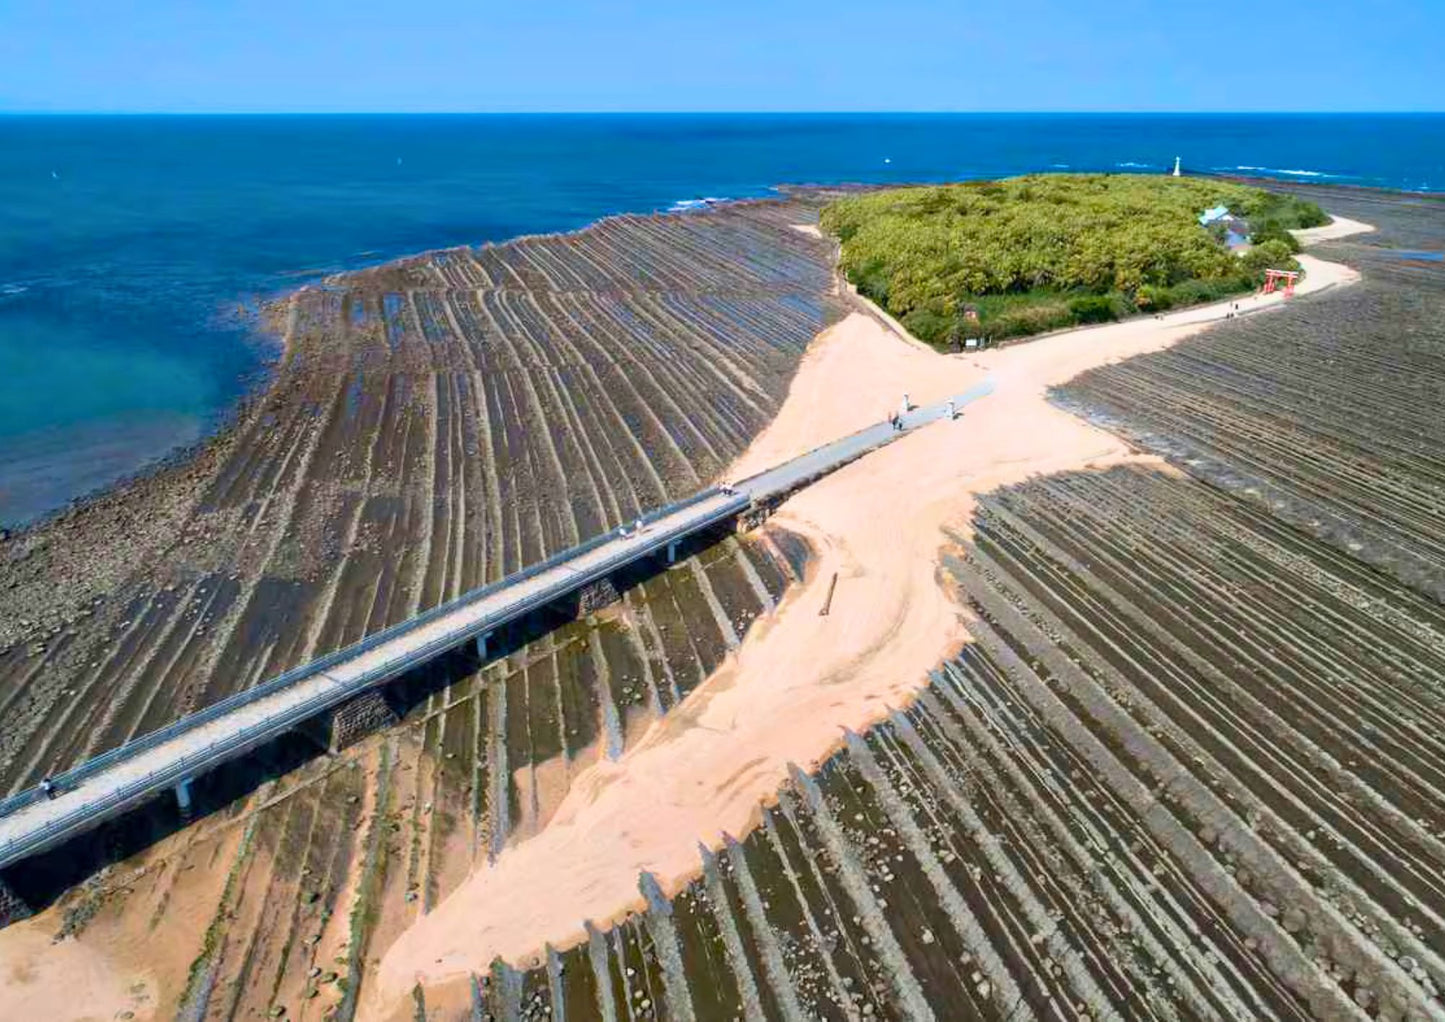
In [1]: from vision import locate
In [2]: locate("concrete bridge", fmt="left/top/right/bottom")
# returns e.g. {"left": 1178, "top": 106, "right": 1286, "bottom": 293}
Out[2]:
{"left": 0, "top": 380, "right": 992, "bottom": 912}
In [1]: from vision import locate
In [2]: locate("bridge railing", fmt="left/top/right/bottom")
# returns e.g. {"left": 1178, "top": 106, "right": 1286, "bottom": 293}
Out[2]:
{"left": 732, "top": 378, "right": 996, "bottom": 501}
{"left": 0, "top": 487, "right": 727, "bottom": 822}
{"left": 0, "top": 381, "right": 1000, "bottom": 862}
{"left": 0, "top": 381, "right": 999, "bottom": 827}
{"left": 0, "top": 490, "right": 745, "bottom": 865}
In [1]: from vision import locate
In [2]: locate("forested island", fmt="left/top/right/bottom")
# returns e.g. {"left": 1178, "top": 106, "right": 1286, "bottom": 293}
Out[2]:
{"left": 821, "top": 174, "right": 1328, "bottom": 346}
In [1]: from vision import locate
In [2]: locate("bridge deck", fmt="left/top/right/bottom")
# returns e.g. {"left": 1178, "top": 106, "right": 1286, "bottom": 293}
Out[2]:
{"left": 0, "top": 380, "right": 992, "bottom": 871}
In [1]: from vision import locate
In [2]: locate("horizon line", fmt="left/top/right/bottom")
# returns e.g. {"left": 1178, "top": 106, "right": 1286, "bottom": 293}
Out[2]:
{"left": 3, "top": 109, "right": 1443, "bottom": 117}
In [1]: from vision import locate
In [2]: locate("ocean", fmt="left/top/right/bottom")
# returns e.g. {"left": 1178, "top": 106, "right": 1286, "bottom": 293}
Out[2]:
{"left": 2, "top": 112, "right": 1442, "bottom": 527}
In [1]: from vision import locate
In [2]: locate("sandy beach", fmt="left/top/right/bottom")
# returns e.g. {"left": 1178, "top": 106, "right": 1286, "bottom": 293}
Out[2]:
{"left": 0, "top": 920, "right": 158, "bottom": 1022}
{"left": 362, "top": 235, "right": 1368, "bottom": 1017}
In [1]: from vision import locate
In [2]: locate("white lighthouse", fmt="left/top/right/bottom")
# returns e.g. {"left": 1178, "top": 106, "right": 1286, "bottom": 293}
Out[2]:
{"left": 1172, "top": 156, "right": 1182, "bottom": 177}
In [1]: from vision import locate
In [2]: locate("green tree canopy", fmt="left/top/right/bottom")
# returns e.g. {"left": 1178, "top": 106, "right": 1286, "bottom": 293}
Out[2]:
{"left": 820, "top": 175, "right": 1320, "bottom": 346}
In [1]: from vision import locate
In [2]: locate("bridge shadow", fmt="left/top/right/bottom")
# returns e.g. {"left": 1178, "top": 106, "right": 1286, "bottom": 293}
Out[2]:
{"left": 387, "top": 521, "right": 736, "bottom": 719}
{"left": 1, "top": 519, "right": 743, "bottom": 924}
{"left": 2, "top": 730, "right": 321, "bottom": 922}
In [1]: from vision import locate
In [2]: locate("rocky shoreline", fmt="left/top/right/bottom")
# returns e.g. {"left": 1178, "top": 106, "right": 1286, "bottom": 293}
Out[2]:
{"left": 0, "top": 194, "right": 843, "bottom": 796}
{"left": 0, "top": 300, "right": 291, "bottom": 654}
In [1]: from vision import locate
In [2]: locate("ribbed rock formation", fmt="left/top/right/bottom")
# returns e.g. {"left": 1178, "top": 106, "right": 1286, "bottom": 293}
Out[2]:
{"left": 0, "top": 197, "right": 844, "bottom": 796}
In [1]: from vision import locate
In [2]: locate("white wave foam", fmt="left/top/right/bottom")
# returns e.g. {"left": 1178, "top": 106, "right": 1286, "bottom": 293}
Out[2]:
{"left": 1233, "top": 165, "right": 1333, "bottom": 178}
{"left": 668, "top": 197, "right": 729, "bottom": 212}
{"left": 1115, "top": 161, "right": 1153, "bottom": 168}
{"left": 0, "top": 283, "right": 29, "bottom": 298}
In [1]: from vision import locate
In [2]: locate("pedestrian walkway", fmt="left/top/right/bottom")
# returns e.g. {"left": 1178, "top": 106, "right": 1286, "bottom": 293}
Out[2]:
{"left": 0, "top": 380, "right": 993, "bottom": 873}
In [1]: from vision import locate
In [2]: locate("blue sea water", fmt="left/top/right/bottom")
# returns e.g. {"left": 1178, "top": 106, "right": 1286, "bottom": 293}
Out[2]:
{"left": 2, "top": 112, "right": 1442, "bottom": 526}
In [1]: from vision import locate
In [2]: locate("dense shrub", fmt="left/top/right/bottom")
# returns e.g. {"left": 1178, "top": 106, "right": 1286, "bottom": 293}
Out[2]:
{"left": 1069, "top": 294, "right": 1119, "bottom": 324}
{"left": 822, "top": 174, "right": 1318, "bottom": 347}
{"left": 1295, "top": 202, "right": 1330, "bottom": 228}
{"left": 1135, "top": 283, "right": 1175, "bottom": 311}
{"left": 1232, "top": 193, "right": 1329, "bottom": 229}
{"left": 1250, "top": 219, "right": 1302, "bottom": 253}
{"left": 900, "top": 306, "right": 957, "bottom": 346}
{"left": 1242, "top": 239, "right": 1300, "bottom": 276}
{"left": 853, "top": 256, "right": 892, "bottom": 306}
{"left": 987, "top": 301, "right": 1076, "bottom": 340}
{"left": 1167, "top": 276, "right": 1248, "bottom": 306}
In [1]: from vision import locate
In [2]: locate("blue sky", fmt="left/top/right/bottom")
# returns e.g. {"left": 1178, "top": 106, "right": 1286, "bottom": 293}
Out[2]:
{"left": 2, "top": 0, "right": 1441, "bottom": 113}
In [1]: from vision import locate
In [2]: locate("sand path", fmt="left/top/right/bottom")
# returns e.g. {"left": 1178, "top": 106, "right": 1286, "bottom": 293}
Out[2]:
{"left": 364, "top": 238, "right": 1365, "bottom": 1018}
{"left": 1292, "top": 214, "right": 1375, "bottom": 245}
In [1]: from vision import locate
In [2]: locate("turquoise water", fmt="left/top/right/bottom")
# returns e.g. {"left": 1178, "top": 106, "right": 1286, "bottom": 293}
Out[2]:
{"left": 2, "top": 113, "right": 1442, "bottom": 525}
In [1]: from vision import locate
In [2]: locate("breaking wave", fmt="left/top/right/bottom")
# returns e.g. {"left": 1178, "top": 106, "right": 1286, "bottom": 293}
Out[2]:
{"left": 1231, "top": 165, "right": 1338, "bottom": 178}
{"left": 668, "top": 197, "right": 730, "bottom": 212}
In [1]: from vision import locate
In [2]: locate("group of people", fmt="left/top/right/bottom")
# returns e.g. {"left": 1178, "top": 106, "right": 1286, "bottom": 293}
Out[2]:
{"left": 888, "top": 392, "right": 912, "bottom": 431}
{"left": 887, "top": 393, "right": 958, "bottom": 432}
{"left": 619, "top": 517, "right": 647, "bottom": 539}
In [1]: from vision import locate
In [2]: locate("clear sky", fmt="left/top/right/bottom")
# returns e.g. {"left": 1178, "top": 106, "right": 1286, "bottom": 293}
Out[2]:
{"left": 2, "top": 0, "right": 1441, "bottom": 113}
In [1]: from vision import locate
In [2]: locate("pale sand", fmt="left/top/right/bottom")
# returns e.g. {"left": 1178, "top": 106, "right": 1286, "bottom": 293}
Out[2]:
{"left": 0, "top": 918, "right": 157, "bottom": 1022}
{"left": 364, "top": 242, "right": 1364, "bottom": 1019}
{"left": 789, "top": 223, "right": 824, "bottom": 239}
{"left": 0, "top": 797, "right": 255, "bottom": 1021}
{"left": 1293, "top": 214, "right": 1375, "bottom": 245}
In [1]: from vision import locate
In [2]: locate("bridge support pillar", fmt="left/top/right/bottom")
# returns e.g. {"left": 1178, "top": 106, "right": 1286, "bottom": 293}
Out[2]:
{"left": 577, "top": 577, "right": 620, "bottom": 615}
{"left": 475, "top": 631, "right": 493, "bottom": 662}
{"left": 736, "top": 504, "right": 773, "bottom": 534}
{"left": 174, "top": 777, "right": 194, "bottom": 819}
{"left": 666, "top": 540, "right": 679, "bottom": 564}
{"left": 330, "top": 689, "right": 399, "bottom": 754}
{"left": 0, "top": 874, "right": 31, "bottom": 929}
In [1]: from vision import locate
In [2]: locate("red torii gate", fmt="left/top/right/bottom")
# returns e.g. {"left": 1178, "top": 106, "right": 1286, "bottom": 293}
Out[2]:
{"left": 1262, "top": 268, "right": 1299, "bottom": 297}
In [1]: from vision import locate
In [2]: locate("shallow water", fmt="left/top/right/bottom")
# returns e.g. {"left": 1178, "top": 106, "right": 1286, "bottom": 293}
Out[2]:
{"left": 2, "top": 112, "right": 1442, "bottom": 526}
